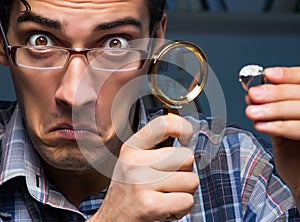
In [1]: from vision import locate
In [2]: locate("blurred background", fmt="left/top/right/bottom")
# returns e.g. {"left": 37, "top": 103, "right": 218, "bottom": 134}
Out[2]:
{"left": 165, "top": 0, "right": 300, "bottom": 141}
{"left": 2, "top": 0, "right": 300, "bottom": 141}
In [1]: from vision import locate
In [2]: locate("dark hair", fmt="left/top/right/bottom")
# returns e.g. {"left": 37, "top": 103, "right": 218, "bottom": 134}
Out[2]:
{"left": 0, "top": 0, "right": 30, "bottom": 33}
{"left": 147, "top": 0, "right": 167, "bottom": 33}
{"left": 0, "top": 0, "right": 166, "bottom": 34}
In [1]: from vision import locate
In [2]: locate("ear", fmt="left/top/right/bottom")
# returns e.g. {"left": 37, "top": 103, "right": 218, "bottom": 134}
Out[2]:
{"left": 155, "top": 13, "right": 167, "bottom": 39}
{"left": 0, "top": 37, "right": 9, "bottom": 67}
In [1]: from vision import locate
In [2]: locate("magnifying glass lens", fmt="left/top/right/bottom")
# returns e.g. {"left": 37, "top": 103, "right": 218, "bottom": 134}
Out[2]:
{"left": 155, "top": 47, "right": 200, "bottom": 99}
{"left": 148, "top": 41, "right": 208, "bottom": 108}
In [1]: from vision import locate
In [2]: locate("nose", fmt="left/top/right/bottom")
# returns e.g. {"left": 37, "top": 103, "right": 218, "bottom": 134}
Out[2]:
{"left": 55, "top": 55, "right": 97, "bottom": 108}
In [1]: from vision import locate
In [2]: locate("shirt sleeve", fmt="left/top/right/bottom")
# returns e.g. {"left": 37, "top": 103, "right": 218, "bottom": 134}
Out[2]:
{"left": 193, "top": 122, "right": 300, "bottom": 221}
{"left": 238, "top": 132, "right": 299, "bottom": 221}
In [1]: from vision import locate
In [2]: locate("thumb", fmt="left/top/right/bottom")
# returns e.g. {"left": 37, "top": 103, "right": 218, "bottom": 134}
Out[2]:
{"left": 125, "top": 115, "right": 193, "bottom": 150}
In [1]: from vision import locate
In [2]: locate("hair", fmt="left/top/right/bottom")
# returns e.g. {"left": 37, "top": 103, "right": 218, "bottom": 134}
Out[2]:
{"left": 0, "top": 0, "right": 30, "bottom": 33}
{"left": 0, "top": 0, "right": 166, "bottom": 34}
{"left": 147, "top": 0, "right": 167, "bottom": 33}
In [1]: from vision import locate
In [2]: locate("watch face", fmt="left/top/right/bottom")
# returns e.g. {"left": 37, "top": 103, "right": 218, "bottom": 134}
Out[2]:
{"left": 239, "top": 65, "right": 265, "bottom": 91}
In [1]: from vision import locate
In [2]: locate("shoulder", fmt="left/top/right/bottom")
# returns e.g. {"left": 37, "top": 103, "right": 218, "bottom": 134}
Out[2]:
{"left": 0, "top": 101, "right": 17, "bottom": 160}
{"left": 0, "top": 101, "right": 17, "bottom": 124}
{"left": 0, "top": 100, "right": 17, "bottom": 134}
{"left": 194, "top": 116, "right": 299, "bottom": 220}
{"left": 0, "top": 101, "right": 17, "bottom": 110}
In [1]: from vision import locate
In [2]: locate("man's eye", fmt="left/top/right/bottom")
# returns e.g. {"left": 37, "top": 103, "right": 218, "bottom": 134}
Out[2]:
{"left": 103, "top": 37, "right": 129, "bottom": 49}
{"left": 28, "top": 34, "right": 54, "bottom": 46}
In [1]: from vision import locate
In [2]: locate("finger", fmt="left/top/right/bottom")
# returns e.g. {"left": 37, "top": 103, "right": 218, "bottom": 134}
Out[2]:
{"left": 125, "top": 115, "right": 193, "bottom": 150}
{"left": 253, "top": 120, "right": 300, "bottom": 140}
{"left": 151, "top": 171, "right": 199, "bottom": 194}
{"left": 152, "top": 192, "right": 194, "bottom": 221}
{"left": 245, "top": 101, "right": 300, "bottom": 122}
{"left": 248, "top": 84, "right": 300, "bottom": 104}
{"left": 115, "top": 149, "right": 195, "bottom": 184}
{"left": 119, "top": 147, "right": 194, "bottom": 171}
{"left": 265, "top": 67, "right": 300, "bottom": 84}
{"left": 245, "top": 94, "right": 252, "bottom": 105}
{"left": 150, "top": 147, "right": 194, "bottom": 171}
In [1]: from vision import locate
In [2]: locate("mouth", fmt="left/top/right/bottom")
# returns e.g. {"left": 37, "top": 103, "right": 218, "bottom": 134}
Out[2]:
{"left": 49, "top": 124, "right": 99, "bottom": 140}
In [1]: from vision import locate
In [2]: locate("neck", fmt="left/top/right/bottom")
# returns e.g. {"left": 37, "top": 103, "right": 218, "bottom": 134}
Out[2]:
{"left": 43, "top": 161, "right": 112, "bottom": 207}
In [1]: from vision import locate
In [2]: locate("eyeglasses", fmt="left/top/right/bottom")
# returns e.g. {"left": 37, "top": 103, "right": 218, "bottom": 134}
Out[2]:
{"left": 0, "top": 22, "right": 147, "bottom": 72}
{"left": 7, "top": 45, "right": 147, "bottom": 71}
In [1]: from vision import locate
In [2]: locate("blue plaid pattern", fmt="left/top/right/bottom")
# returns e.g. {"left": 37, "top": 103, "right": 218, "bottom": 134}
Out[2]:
{"left": 0, "top": 102, "right": 299, "bottom": 221}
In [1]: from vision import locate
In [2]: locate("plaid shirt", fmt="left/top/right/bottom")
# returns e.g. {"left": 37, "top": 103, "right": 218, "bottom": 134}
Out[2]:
{"left": 0, "top": 101, "right": 299, "bottom": 221}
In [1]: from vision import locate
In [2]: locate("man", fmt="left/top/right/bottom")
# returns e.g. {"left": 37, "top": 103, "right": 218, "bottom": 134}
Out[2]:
{"left": 0, "top": 0, "right": 299, "bottom": 221}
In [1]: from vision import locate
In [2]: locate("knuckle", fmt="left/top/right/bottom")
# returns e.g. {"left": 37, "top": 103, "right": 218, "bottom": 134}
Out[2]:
{"left": 119, "top": 145, "right": 145, "bottom": 163}
{"left": 118, "top": 146, "right": 134, "bottom": 162}
{"left": 186, "top": 194, "right": 195, "bottom": 208}
{"left": 179, "top": 194, "right": 194, "bottom": 211}
{"left": 129, "top": 192, "right": 157, "bottom": 219}
{"left": 190, "top": 173, "right": 200, "bottom": 190}
{"left": 113, "top": 161, "right": 137, "bottom": 182}
{"left": 137, "top": 192, "right": 157, "bottom": 213}
{"left": 181, "top": 172, "right": 199, "bottom": 192}
{"left": 183, "top": 149, "right": 195, "bottom": 166}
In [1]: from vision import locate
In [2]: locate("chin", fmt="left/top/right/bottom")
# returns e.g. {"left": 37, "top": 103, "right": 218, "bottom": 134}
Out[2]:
{"left": 39, "top": 143, "right": 116, "bottom": 173}
{"left": 41, "top": 152, "right": 94, "bottom": 171}
{"left": 51, "top": 161, "right": 93, "bottom": 171}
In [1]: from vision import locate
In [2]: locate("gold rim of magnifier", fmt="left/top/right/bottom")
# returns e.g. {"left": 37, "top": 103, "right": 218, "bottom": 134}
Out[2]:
{"left": 148, "top": 40, "right": 208, "bottom": 108}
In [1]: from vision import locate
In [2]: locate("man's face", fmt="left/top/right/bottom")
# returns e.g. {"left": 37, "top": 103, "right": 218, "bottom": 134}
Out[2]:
{"left": 2, "top": 0, "right": 165, "bottom": 171}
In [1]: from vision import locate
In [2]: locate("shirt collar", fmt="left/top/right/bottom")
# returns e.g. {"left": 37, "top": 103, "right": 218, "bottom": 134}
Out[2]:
{"left": 0, "top": 104, "right": 48, "bottom": 202}
{"left": 0, "top": 104, "right": 28, "bottom": 184}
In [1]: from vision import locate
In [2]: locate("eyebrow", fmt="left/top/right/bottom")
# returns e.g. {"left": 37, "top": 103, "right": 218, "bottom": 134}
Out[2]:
{"left": 17, "top": 12, "right": 143, "bottom": 32}
{"left": 17, "top": 12, "right": 61, "bottom": 29}
{"left": 94, "top": 17, "right": 143, "bottom": 32}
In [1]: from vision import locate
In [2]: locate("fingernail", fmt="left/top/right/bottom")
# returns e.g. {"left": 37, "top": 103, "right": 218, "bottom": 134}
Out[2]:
{"left": 265, "top": 67, "right": 283, "bottom": 78}
{"left": 249, "top": 106, "right": 264, "bottom": 115}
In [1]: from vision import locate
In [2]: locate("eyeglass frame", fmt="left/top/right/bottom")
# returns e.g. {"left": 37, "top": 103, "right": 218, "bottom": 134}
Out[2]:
{"left": 0, "top": 20, "right": 157, "bottom": 71}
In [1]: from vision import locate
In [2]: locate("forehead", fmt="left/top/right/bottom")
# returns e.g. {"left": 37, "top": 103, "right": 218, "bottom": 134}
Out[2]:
{"left": 11, "top": 0, "right": 150, "bottom": 29}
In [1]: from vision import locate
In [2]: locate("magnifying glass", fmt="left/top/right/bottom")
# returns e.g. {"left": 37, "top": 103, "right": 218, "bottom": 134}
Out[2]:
{"left": 147, "top": 40, "right": 208, "bottom": 114}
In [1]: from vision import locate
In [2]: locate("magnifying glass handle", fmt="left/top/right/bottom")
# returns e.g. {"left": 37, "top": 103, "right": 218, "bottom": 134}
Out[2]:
{"left": 166, "top": 107, "right": 180, "bottom": 115}
{"left": 156, "top": 107, "right": 180, "bottom": 148}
